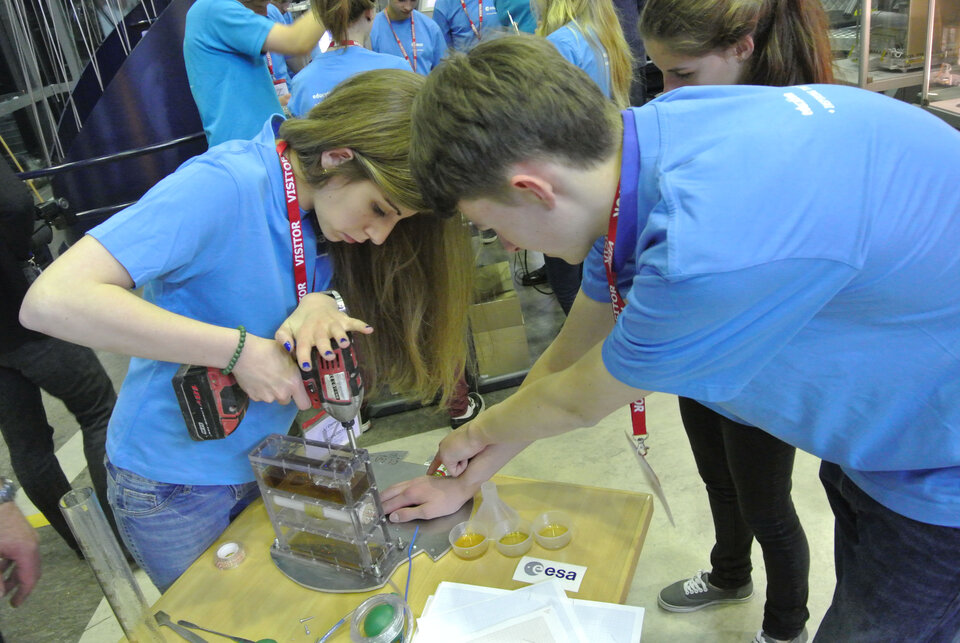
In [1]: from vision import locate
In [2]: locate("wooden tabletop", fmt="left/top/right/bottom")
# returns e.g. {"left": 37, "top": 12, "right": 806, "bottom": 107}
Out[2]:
{"left": 143, "top": 474, "right": 653, "bottom": 642}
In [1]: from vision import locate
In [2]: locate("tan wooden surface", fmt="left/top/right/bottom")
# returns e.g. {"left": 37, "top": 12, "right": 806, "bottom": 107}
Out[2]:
{"left": 143, "top": 475, "right": 653, "bottom": 642}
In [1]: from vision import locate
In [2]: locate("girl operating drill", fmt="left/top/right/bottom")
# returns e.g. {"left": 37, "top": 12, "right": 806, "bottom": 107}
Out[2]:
{"left": 20, "top": 69, "right": 473, "bottom": 592}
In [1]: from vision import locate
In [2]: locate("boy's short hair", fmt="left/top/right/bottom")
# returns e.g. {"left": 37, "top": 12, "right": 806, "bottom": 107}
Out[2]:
{"left": 410, "top": 35, "right": 622, "bottom": 217}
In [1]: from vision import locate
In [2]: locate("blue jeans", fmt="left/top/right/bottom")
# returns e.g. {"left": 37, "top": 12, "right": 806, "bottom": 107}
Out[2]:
{"left": 106, "top": 460, "right": 259, "bottom": 592}
{"left": 817, "top": 462, "right": 960, "bottom": 642}
{"left": 0, "top": 337, "right": 117, "bottom": 552}
{"left": 680, "top": 398, "right": 810, "bottom": 640}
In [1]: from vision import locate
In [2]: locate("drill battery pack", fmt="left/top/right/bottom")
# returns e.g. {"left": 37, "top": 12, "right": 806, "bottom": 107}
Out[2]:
{"left": 173, "top": 365, "right": 249, "bottom": 441}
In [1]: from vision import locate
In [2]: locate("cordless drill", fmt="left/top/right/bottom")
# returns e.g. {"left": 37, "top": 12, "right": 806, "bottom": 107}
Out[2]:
{"left": 299, "top": 334, "right": 364, "bottom": 449}
{"left": 173, "top": 334, "right": 363, "bottom": 442}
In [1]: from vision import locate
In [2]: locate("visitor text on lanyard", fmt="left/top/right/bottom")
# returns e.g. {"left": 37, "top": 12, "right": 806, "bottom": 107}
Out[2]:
{"left": 276, "top": 141, "right": 309, "bottom": 304}
{"left": 604, "top": 112, "right": 648, "bottom": 452}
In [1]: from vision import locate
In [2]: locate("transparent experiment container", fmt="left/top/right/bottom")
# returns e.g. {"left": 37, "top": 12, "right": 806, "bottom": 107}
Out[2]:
{"left": 249, "top": 434, "right": 401, "bottom": 580}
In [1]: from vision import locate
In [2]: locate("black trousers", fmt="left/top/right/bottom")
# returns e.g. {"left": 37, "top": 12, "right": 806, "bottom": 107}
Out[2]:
{"left": 543, "top": 255, "right": 582, "bottom": 316}
{"left": 678, "top": 397, "right": 810, "bottom": 640}
{"left": 0, "top": 337, "right": 119, "bottom": 552}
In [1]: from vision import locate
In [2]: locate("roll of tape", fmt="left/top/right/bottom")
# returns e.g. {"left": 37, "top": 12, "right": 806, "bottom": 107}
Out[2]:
{"left": 214, "top": 542, "right": 245, "bottom": 570}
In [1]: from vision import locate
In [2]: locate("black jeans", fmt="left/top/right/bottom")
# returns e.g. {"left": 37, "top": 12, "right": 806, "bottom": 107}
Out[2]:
{"left": 678, "top": 397, "right": 810, "bottom": 640}
{"left": 818, "top": 462, "right": 960, "bottom": 642}
{"left": 543, "top": 255, "right": 582, "bottom": 316}
{"left": 0, "top": 337, "right": 118, "bottom": 552}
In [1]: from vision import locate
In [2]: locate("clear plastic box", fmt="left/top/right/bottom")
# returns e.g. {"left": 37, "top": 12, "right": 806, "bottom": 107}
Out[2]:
{"left": 249, "top": 434, "right": 400, "bottom": 579}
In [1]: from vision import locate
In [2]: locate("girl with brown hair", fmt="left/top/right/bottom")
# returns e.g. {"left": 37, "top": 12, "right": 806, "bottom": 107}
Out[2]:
{"left": 20, "top": 69, "right": 473, "bottom": 592}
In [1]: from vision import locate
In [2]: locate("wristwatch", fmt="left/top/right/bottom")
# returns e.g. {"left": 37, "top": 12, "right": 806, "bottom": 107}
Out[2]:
{"left": 0, "top": 477, "right": 17, "bottom": 504}
{"left": 322, "top": 289, "right": 348, "bottom": 314}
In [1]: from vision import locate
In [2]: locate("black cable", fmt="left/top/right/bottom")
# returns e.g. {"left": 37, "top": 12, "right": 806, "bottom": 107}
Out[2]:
{"left": 513, "top": 250, "right": 553, "bottom": 296}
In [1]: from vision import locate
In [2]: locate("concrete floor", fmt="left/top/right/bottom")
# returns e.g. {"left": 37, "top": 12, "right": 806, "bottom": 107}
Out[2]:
{"left": 0, "top": 244, "right": 836, "bottom": 642}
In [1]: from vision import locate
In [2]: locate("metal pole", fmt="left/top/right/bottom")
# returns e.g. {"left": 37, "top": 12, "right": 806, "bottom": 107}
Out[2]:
{"left": 921, "top": 0, "right": 937, "bottom": 105}
{"left": 858, "top": 0, "right": 873, "bottom": 88}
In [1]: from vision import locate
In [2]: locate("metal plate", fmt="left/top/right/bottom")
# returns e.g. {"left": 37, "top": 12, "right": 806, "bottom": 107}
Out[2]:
{"left": 269, "top": 455, "right": 473, "bottom": 593}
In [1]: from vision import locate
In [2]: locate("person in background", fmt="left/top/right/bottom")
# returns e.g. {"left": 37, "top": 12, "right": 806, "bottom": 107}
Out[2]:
{"left": 433, "top": 0, "right": 500, "bottom": 51}
{"left": 371, "top": 0, "right": 447, "bottom": 75}
{"left": 611, "top": 0, "right": 648, "bottom": 105}
{"left": 534, "top": 0, "right": 633, "bottom": 316}
{"left": 266, "top": 0, "right": 293, "bottom": 86}
{"left": 269, "top": 0, "right": 312, "bottom": 75}
{"left": 0, "top": 482, "right": 41, "bottom": 635}
{"left": 0, "top": 160, "right": 123, "bottom": 559}
{"left": 495, "top": 0, "right": 536, "bottom": 33}
{"left": 183, "top": 0, "right": 325, "bottom": 146}
{"left": 20, "top": 70, "right": 474, "bottom": 592}
{"left": 384, "top": 36, "right": 960, "bottom": 643}
{"left": 638, "top": 1, "right": 833, "bottom": 640}
{"left": 289, "top": 0, "right": 409, "bottom": 116}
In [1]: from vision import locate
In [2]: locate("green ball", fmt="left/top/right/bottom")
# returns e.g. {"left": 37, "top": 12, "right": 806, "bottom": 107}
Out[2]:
{"left": 255, "top": 640, "right": 278, "bottom": 643}
{"left": 363, "top": 603, "right": 396, "bottom": 637}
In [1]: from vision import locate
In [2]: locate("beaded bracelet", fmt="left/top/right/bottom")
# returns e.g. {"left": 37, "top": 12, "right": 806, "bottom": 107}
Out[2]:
{"left": 221, "top": 325, "right": 246, "bottom": 375}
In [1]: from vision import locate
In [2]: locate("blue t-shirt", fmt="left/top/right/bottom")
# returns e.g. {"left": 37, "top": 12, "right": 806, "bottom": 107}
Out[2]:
{"left": 183, "top": 0, "right": 282, "bottom": 146}
{"left": 90, "top": 116, "right": 333, "bottom": 485}
{"left": 432, "top": 0, "right": 501, "bottom": 51}
{"left": 370, "top": 10, "right": 445, "bottom": 76}
{"left": 265, "top": 3, "right": 290, "bottom": 82}
{"left": 547, "top": 23, "right": 611, "bottom": 99}
{"left": 289, "top": 46, "right": 410, "bottom": 117}
{"left": 581, "top": 84, "right": 960, "bottom": 527}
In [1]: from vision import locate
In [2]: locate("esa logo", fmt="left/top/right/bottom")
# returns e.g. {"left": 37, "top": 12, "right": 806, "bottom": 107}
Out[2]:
{"left": 523, "top": 560, "right": 578, "bottom": 581}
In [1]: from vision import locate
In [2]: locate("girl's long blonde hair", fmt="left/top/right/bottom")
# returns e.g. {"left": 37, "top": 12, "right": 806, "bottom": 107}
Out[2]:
{"left": 534, "top": 0, "right": 634, "bottom": 108}
{"left": 280, "top": 69, "right": 473, "bottom": 406}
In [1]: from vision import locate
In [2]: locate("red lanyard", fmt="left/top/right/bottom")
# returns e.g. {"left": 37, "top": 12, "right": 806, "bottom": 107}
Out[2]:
{"left": 330, "top": 40, "right": 362, "bottom": 47}
{"left": 387, "top": 12, "right": 417, "bottom": 73}
{"left": 604, "top": 178, "right": 648, "bottom": 440}
{"left": 458, "top": 0, "right": 482, "bottom": 39}
{"left": 276, "top": 141, "right": 309, "bottom": 303}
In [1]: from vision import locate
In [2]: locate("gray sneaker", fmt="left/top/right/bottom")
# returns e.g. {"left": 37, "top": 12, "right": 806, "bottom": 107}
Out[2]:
{"left": 752, "top": 628, "right": 809, "bottom": 643}
{"left": 658, "top": 570, "right": 753, "bottom": 612}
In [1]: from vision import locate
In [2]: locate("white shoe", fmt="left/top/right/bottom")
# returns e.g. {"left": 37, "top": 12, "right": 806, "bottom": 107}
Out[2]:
{"left": 752, "top": 628, "right": 809, "bottom": 643}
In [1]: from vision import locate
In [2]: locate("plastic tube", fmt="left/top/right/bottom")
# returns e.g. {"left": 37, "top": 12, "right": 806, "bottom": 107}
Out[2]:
{"left": 59, "top": 488, "right": 162, "bottom": 642}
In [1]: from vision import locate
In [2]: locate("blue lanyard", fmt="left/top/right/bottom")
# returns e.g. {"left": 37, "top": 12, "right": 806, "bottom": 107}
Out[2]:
{"left": 613, "top": 110, "right": 641, "bottom": 275}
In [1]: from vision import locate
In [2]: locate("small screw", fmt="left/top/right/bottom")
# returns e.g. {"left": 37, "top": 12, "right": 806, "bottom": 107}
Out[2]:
{"left": 304, "top": 625, "right": 311, "bottom": 635}
{"left": 300, "top": 616, "right": 314, "bottom": 623}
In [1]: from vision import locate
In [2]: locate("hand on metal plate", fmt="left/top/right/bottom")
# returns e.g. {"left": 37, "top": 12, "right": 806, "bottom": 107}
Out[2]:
{"left": 380, "top": 475, "right": 474, "bottom": 523}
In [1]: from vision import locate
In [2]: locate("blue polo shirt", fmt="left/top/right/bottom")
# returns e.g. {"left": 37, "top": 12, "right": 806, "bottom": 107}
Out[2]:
{"left": 547, "top": 23, "right": 612, "bottom": 99}
{"left": 289, "top": 46, "right": 410, "bottom": 117}
{"left": 184, "top": 0, "right": 282, "bottom": 146}
{"left": 581, "top": 84, "right": 960, "bottom": 527}
{"left": 432, "top": 0, "right": 501, "bottom": 51}
{"left": 370, "top": 10, "right": 446, "bottom": 76}
{"left": 90, "top": 116, "right": 333, "bottom": 485}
